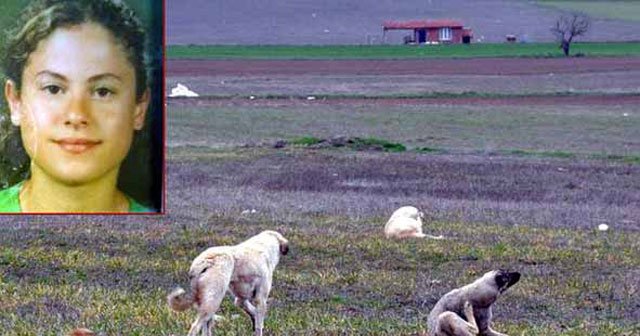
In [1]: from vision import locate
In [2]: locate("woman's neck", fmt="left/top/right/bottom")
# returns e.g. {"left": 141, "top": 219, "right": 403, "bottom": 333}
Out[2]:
{"left": 19, "top": 165, "right": 128, "bottom": 213}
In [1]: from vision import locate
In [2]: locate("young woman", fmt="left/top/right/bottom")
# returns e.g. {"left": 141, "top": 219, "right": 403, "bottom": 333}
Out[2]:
{"left": 0, "top": 0, "right": 156, "bottom": 212}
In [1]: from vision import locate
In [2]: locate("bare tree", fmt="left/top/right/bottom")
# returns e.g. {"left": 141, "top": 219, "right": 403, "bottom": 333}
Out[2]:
{"left": 551, "top": 13, "right": 590, "bottom": 57}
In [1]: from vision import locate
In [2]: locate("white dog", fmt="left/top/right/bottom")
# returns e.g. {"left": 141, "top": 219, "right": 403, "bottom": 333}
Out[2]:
{"left": 168, "top": 230, "right": 289, "bottom": 336}
{"left": 384, "top": 206, "right": 443, "bottom": 239}
{"left": 427, "top": 270, "right": 521, "bottom": 336}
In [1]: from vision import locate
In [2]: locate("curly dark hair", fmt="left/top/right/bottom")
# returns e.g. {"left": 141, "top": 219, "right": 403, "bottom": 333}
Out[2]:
{"left": 0, "top": 0, "right": 151, "bottom": 190}
{"left": 2, "top": 0, "right": 148, "bottom": 100}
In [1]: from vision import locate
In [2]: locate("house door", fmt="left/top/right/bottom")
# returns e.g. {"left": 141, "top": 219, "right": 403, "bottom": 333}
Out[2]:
{"left": 418, "top": 29, "right": 426, "bottom": 43}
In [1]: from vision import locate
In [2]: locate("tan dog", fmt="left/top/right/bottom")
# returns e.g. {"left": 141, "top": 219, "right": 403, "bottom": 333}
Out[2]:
{"left": 427, "top": 270, "right": 521, "bottom": 336}
{"left": 168, "top": 230, "right": 289, "bottom": 336}
{"left": 384, "top": 206, "right": 443, "bottom": 239}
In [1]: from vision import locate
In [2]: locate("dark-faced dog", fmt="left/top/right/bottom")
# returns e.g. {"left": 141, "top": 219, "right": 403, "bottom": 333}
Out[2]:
{"left": 427, "top": 270, "right": 521, "bottom": 336}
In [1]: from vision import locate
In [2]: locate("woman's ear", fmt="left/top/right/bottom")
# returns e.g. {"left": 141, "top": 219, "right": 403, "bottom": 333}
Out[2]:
{"left": 5, "top": 80, "right": 22, "bottom": 126}
{"left": 133, "top": 89, "right": 150, "bottom": 130}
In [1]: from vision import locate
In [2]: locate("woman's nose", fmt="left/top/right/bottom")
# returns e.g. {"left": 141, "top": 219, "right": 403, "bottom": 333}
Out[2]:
{"left": 64, "top": 92, "right": 90, "bottom": 128}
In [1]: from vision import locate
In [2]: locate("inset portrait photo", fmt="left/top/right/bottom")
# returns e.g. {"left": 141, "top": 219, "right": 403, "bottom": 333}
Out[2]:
{"left": 0, "top": 0, "right": 164, "bottom": 213}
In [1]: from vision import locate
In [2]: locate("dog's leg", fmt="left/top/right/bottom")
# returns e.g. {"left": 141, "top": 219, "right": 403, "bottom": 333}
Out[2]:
{"left": 253, "top": 298, "right": 266, "bottom": 336}
{"left": 191, "top": 256, "right": 234, "bottom": 336}
{"left": 480, "top": 328, "right": 508, "bottom": 336}
{"left": 476, "top": 308, "right": 508, "bottom": 336}
{"left": 187, "top": 313, "right": 211, "bottom": 336}
{"left": 235, "top": 297, "right": 258, "bottom": 331}
{"left": 415, "top": 227, "right": 444, "bottom": 240}
{"left": 437, "top": 311, "right": 478, "bottom": 336}
{"left": 252, "top": 279, "right": 273, "bottom": 336}
{"left": 463, "top": 301, "right": 479, "bottom": 335}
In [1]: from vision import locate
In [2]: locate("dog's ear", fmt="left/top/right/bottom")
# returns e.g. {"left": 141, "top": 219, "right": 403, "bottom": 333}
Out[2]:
{"left": 496, "top": 270, "right": 521, "bottom": 293}
{"left": 280, "top": 242, "right": 289, "bottom": 255}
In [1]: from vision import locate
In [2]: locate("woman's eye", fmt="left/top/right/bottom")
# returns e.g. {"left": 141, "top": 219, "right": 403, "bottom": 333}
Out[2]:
{"left": 43, "top": 85, "right": 63, "bottom": 95}
{"left": 94, "top": 87, "right": 113, "bottom": 98}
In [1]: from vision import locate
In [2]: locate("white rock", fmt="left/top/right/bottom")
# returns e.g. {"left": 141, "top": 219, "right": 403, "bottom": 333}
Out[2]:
{"left": 307, "top": 96, "right": 316, "bottom": 100}
{"left": 168, "top": 83, "right": 199, "bottom": 97}
{"left": 598, "top": 224, "right": 609, "bottom": 231}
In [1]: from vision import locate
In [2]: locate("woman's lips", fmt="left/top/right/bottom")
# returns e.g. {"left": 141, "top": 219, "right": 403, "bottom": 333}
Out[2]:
{"left": 54, "top": 138, "right": 102, "bottom": 154}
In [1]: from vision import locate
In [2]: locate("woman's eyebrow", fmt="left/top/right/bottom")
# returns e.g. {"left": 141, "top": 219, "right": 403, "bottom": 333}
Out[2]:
{"left": 87, "top": 73, "right": 123, "bottom": 83}
{"left": 34, "top": 71, "right": 123, "bottom": 83}
{"left": 35, "top": 70, "right": 67, "bottom": 81}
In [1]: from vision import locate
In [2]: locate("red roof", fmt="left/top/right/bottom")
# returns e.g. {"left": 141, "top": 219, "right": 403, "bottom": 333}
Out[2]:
{"left": 383, "top": 19, "right": 464, "bottom": 30}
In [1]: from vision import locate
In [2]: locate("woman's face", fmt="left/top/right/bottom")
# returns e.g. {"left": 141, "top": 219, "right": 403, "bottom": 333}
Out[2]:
{"left": 5, "top": 22, "right": 148, "bottom": 186}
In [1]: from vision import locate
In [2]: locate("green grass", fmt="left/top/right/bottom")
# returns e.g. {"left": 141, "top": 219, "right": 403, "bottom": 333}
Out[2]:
{"left": 348, "top": 137, "right": 407, "bottom": 152}
{"left": 166, "top": 42, "right": 640, "bottom": 59}
{"left": 507, "top": 149, "right": 640, "bottom": 163}
{"left": 1, "top": 215, "right": 638, "bottom": 335}
{"left": 508, "top": 149, "right": 576, "bottom": 159}
{"left": 291, "top": 136, "right": 323, "bottom": 146}
{"left": 168, "top": 104, "right": 640, "bottom": 158}
{"left": 539, "top": 0, "right": 640, "bottom": 21}
{"left": 289, "top": 136, "right": 407, "bottom": 152}
{"left": 599, "top": 154, "right": 640, "bottom": 164}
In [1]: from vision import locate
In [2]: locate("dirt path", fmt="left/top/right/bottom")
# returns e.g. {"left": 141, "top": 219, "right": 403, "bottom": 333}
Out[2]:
{"left": 168, "top": 94, "right": 640, "bottom": 107}
{"left": 168, "top": 57, "right": 640, "bottom": 76}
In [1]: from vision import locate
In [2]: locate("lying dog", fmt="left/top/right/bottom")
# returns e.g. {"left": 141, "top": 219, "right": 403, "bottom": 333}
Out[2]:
{"left": 168, "top": 230, "right": 289, "bottom": 336}
{"left": 384, "top": 206, "right": 443, "bottom": 239}
{"left": 427, "top": 270, "right": 521, "bottom": 336}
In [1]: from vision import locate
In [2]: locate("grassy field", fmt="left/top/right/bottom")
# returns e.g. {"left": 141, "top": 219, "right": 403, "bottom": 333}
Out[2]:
{"left": 1, "top": 144, "right": 639, "bottom": 335}
{"left": 539, "top": 0, "right": 640, "bottom": 22}
{"left": 167, "top": 103, "right": 640, "bottom": 158}
{"left": 166, "top": 42, "right": 640, "bottom": 60}
{"left": 3, "top": 33, "right": 640, "bottom": 334}
{"left": 2, "top": 95, "right": 639, "bottom": 334}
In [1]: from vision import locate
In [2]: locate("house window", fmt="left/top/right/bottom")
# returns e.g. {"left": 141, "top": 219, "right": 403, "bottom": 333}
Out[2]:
{"left": 439, "top": 27, "right": 452, "bottom": 41}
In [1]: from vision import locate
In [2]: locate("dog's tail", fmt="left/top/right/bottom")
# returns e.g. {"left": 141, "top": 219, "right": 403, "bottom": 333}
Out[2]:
{"left": 167, "top": 287, "right": 195, "bottom": 312}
